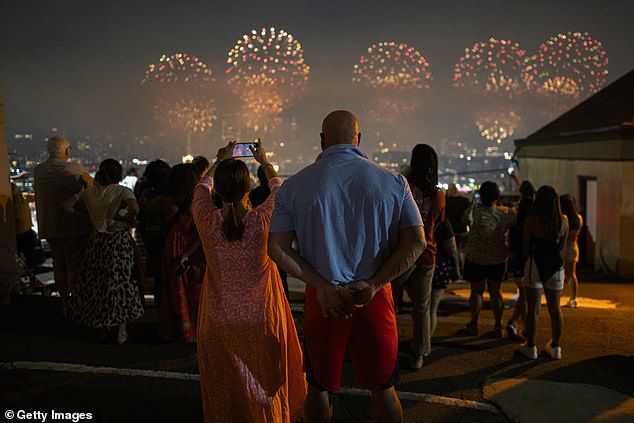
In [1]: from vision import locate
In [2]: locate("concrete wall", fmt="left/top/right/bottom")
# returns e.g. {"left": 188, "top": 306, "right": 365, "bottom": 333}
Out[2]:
{"left": 619, "top": 162, "right": 634, "bottom": 278}
{"left": 517, "top": 157, "right": 625, "bottom": 274}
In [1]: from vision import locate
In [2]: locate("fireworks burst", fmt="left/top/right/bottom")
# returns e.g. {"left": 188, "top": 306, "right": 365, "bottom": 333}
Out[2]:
{"left": 474, "top": 108, "right": 521, "bottom": 144}
{"left": 352, "top": 41, "right": 432, "bottom": 90}
{"left": 240, "top": 86, "right": 284, "bottom": 133}
{"left": 142, "top": 52, "right": 217, "bottom": 135}
{"left": 364, "top": 97, "right": 417, "bottom": 124}
{"left": 352, "top": 41, "right": 431, "bottom": 122}
{"left": 226, "top": 27, "right": 309, "bottom": 131}
{"left": 226, "top": 27, "right": 309, "bottom": 95}
{"left": 155, "top": 96, "right": 217, "bottom": 134}
{"left": 142, "top": 53, "right": 214, "bottom": 84}
{"left": 454, "top": 37, "right": 528, "bottom": 96}
{"left": 524, "top": 31, "right": 608, "bottom": 97}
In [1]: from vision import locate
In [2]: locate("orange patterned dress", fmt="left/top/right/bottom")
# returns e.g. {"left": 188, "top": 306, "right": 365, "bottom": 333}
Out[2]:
{"left": 192, "top": 176, "right": 306, "bottom": 423}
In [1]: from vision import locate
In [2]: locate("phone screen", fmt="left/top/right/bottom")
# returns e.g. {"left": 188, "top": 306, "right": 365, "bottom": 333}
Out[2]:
{"left": 232, "top": 142, "right": 258, "bottom": 157}
{"left": 473, "top": 191, "right": 481, "bottom": 206}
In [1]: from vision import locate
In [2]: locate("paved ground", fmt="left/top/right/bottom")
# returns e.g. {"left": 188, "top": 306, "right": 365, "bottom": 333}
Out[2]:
{"left": 1, "top": 270, "right": 633, "bottom": 422}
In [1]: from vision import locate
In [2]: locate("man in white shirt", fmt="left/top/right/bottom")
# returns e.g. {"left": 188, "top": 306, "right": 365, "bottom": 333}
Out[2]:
{"left": 34, "top": 136, "right": 92, "bottom": 311}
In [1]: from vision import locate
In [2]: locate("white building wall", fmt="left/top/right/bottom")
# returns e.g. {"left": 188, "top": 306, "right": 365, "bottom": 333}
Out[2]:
{"left": 517, "top": 157, "right": 623, "bottom": 272}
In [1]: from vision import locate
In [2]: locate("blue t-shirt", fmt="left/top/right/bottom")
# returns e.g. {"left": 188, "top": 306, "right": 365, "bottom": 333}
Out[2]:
{"left": 270, "top": 144, "right": 423, "bottom": 285}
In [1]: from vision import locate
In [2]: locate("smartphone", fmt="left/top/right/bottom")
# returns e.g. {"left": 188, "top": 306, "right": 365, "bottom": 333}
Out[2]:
{"left": 232, "top": 141, "right": 259, "bottom": 158}
{"left": 473, "top": 190, "right": 481, "bottom": 206}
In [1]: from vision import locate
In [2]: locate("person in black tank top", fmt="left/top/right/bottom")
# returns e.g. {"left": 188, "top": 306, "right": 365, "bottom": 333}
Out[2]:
{"left": 517, "top": 186, "right": 569, "bottom": 361}
{"left": 529, "top": 234, "right": 563, "bottom": 283}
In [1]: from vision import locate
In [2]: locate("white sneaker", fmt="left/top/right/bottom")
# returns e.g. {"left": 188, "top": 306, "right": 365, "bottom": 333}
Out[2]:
{"left": 568, "top": 299, "right": 577, "bottom": 308}
{"left": 545, "top": 340, "right": 562, "bottom": 360}
{"left": 517, "top": 344, "right": 538, "bottom": 360}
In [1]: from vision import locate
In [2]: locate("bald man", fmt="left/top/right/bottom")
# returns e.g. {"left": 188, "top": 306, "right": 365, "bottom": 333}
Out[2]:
{"left": 34, "top": 136, "right": 92, "bottom": 311}
{"left": 269, "top": 110, "right": 426, "bottom": 423}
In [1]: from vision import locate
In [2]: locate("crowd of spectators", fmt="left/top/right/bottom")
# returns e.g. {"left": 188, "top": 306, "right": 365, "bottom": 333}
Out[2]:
{"left": 3, "top": 111, "right": 584, "bottom": 422}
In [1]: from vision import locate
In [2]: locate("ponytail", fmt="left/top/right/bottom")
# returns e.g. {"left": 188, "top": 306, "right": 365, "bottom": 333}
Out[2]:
{"left": 222, "top": 203, "right": 246, "bottom": 242}
{"left": 214, "top": 159, "right": 251, "bottom": 242}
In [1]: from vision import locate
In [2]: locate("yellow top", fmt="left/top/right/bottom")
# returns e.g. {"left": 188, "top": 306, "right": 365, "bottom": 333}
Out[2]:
{"left": 12, "top": 186, "right": 33, "bottom": 234}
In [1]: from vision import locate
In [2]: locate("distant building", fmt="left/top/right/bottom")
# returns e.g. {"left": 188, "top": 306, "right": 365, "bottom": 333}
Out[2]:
{"left": 513, "top": 69, "right": 634, "bottom": 278}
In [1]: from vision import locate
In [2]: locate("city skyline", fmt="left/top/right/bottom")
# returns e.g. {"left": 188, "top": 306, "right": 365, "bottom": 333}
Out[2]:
{"left": 2, "top": 1, "right": 633, "bottom": 160}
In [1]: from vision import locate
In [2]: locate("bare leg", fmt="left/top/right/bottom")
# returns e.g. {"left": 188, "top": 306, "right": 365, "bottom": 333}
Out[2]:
{"left": 304, "top": 385, "right": 331, "bottom": 423}
{"left": 430, "top": 288, "right": 444, "bottom": 338}
{"left": 117, "top": 323, "right": 128, "bottom": 345}
{"left": 565, "top": 261, "right": 579, "bottom": 302}
{"left": 469, "top": 280, "right": 486, "bottom": 326}
{"left": 509, "top": 283, "right": 526, "bottom": 324}
{"left": 524, "top": 287, "right": 542, "bottom": 346}
{"left": 487, "top": 280, "right": 504, "bottom": 328}
{"left": 371, "top": 387, "right": 403, "bottom": 423}
{"left": 544, "top": 288, "right": 563, "bottom": 345}
{"left": 507, "top": 284, "right": 526, "bottom": 339}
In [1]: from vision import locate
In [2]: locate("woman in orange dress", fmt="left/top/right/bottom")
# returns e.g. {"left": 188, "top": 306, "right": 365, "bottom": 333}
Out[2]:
{"left": 192, "top": 141, "right": 306, "bottom": 423}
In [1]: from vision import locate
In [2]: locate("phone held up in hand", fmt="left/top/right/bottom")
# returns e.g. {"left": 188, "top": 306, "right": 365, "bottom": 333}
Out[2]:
{"left": 232, "top": 140, "right": 259, "bottom": 158}
{"left": 473, "top": 190, "right": 481, "bottom": 206}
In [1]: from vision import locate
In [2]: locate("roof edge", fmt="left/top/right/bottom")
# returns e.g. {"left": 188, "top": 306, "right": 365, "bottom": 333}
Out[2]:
{"left": 515, "top": 124, "right": 634, "bottom": 146}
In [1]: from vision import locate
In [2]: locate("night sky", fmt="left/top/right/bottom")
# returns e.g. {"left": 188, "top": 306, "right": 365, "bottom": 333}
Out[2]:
{"left": 1, "top": 0, "right": 632, "bottom": 159}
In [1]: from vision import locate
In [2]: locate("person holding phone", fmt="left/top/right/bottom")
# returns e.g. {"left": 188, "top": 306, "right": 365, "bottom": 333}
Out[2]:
{"left": 193, "top": 140, "right": 306, "bottom": 422}
{"left": 231, "top": 139, "right": 260, "bottom": 157}
{"left": 472, "top": 190, "right": 482, "bottom": 206}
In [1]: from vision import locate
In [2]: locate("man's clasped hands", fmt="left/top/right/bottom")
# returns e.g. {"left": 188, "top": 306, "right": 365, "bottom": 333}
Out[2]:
{"left": 315, "top": 280, "right": 381, "bottom": 319}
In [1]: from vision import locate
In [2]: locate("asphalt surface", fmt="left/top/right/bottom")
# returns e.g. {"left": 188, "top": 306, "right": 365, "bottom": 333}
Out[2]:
{"left": 1, "top": 270, "right": 633, "bottom": 423}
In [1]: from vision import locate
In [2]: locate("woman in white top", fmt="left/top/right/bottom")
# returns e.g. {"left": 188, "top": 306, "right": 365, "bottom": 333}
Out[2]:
{"left": 66, "top": 159, "right": 144, "bottom": 345}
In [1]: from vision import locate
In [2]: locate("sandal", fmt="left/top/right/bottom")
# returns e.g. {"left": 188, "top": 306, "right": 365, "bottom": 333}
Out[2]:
{"left": 116, "top": 330, "right": 129, "bottom": 346}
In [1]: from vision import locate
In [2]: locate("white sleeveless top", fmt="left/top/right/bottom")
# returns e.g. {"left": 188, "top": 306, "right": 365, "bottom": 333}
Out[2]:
{"left": 80, "top": 184, "right": 135, "bottom": 233}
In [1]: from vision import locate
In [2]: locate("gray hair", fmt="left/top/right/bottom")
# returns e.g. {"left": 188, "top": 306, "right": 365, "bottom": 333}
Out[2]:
{"left": 46, "top": 136, "right": 70, "bottom": 157}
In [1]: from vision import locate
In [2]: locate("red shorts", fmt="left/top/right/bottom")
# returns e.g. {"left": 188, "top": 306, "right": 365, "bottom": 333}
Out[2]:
{"left": 303, "top": 283, "right": 399, "bottom": 392}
